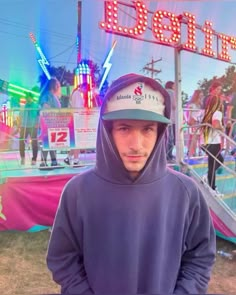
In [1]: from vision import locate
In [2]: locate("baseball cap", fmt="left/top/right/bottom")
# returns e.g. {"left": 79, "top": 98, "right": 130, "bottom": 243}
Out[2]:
{"left": 102, "top": 73, "right": 171, "bottom": 124}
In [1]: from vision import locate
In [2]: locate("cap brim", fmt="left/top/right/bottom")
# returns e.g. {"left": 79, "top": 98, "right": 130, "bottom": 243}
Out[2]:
{"left": 102, "top": 109, "right": 171, "bottom": 124}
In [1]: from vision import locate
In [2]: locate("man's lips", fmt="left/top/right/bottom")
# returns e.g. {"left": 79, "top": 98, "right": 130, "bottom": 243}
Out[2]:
{"left": 125, "top": 155, "right": 144, "bottom": 161}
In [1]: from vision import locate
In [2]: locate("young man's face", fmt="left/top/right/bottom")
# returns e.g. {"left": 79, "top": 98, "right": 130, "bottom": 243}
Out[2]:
{"left": 112, "top": 119, "right": 158, "bottom": 179}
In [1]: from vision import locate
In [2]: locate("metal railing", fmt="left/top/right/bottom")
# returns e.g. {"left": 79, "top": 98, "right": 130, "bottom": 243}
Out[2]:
{"left": 181, "top": 121, "right": 236, "bottom": 220}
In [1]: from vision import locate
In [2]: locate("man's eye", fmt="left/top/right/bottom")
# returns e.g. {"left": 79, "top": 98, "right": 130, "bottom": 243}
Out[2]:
{"left": 144, "top": 127, "right": 154, "bottom": 132}
{"left": 119, "top": 127, "right": 128, "bottom": 131}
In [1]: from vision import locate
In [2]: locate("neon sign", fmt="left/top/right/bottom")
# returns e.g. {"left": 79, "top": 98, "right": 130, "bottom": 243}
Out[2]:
{"left": 99, "top": 1, "right": 236, "bottom": 63}
{"left": 99, "top": 40, "right": 117, "bottom": 91}
{"left": 29, "top": 32, "right": 51, "bottom": 80}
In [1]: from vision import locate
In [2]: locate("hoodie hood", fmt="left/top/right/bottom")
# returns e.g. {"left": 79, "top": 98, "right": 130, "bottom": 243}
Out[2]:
{"left": 95, "top": 73, "right": 171, "bottom": 184}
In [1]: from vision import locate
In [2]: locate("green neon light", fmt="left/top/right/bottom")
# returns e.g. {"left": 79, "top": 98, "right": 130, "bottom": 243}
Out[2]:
{"left": 8, "top": 88, "right": 26, "bottom": 96}
{"left": 8, "top": 83, "right": 40, "bottom": 97}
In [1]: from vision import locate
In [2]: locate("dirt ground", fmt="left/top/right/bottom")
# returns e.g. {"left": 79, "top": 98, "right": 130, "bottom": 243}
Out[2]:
{"left": 0, "top": 231, "right": 235, "bottom": 294}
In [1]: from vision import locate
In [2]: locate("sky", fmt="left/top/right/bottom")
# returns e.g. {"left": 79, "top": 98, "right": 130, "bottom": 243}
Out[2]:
{"left": 1, "top": 0, "right": 236, "bottom": 97}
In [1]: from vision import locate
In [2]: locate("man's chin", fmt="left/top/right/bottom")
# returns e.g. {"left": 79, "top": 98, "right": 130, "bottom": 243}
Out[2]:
{"left": 125, "top": 163, "right": 144, "bottom": 174}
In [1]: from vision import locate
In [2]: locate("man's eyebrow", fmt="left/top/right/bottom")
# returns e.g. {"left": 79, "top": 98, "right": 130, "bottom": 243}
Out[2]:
{"left": 115, "top": 122, "right": 157, "bottom": 127}
{"left": 115, "top": 123, "right": 130, "bottom": 127}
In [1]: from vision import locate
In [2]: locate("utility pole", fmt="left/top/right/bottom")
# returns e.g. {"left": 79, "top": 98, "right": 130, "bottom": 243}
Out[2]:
{"left": 77, "top": 1, "right": 82, "bottom": 65}
{"left": 142, "top": 57, "right": 162, "bottom": 80}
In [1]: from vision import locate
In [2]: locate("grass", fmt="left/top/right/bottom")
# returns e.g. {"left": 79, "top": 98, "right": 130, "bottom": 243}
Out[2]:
{"left": 0, "top": 231, "right": 59, "bottom": 295}
{"left": 0, "top": 231, "right": 235, "bottom": 294}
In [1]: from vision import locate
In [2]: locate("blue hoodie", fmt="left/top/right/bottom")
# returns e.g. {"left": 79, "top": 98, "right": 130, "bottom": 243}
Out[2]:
{"left": 47, "top": 75, "right": 216, "bottom": 294}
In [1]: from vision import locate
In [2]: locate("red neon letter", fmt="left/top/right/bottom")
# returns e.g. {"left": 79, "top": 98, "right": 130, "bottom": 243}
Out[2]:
{"left": 230, "top": 37, "right": 236, "bottom": 50}
{"left": 99, "top": 1, "right": 148, "bottom": 37}
{"left": 181, "top": 12, "right": 197, "bottom": 52}
{"left": 217, "top": 34, "right": 236, "bottom": 62}
{"left": 201, "top": 21, "right": 215, "bottom": 57}
{"left": 152, "top": 10, "right": 180, "bottom": 45}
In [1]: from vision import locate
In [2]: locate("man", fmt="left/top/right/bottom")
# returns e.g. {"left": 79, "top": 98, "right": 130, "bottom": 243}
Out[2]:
{"left": 47, "top": 74, "right": 216, "bottom": 294}
{"left": 19, "top": 92, "right": 39, "bottom": 165}
{"left": 39, "top": 77, "right": 61, "bottom": 167}
{"left": 165, "top": 81, "right": 176, "bottom": 161}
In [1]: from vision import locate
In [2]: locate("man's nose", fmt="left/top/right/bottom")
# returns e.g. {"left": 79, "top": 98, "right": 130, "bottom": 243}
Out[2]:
{"left": 129, "top": 130, "right": 142, "bottom": 150}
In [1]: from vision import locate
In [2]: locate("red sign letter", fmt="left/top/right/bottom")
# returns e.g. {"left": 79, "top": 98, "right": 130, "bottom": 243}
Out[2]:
{"left": 152, "top": 10, "right": 180, "bottom": 46}
{"left": 99, "top": 1, "right": 148, "bottom": 37}
{"left": 181, "top": 12, "right": 197, "bottom": 52}
{"left": 201, "top": 20, "right": 215, "bottom": 57}
{"left": 217, "top": 34, "right": 236, "bottom": 62}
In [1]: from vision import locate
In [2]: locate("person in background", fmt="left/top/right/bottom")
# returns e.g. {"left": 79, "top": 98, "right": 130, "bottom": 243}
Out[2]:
{"left": 165, "top": 81, "right": 176, "bottom": 162}
{"left": 187, "top": 89, "right": 204, "bottom": 156}
{"left": 47, "top": 73, "right": 216, "bottom": 294}
{"left": 203, "top": 81, "right": 230, "bottom": 150}
{"left": 201, "top": 95, "right": 224, "bottom": 196}
{"left": 64, "top": 85, "right": 84, "bottom": 166}
{"left": 226, "top": 89, "right": 236, "bottom": 154}
{"left": 19, "top": 92, "right": 39, "bottom": 165}
{"left": 203, "top": 81, "right": 223, "bottom": 109}
{"left": 39, "top": 77, "right": 61, "bottom": 167}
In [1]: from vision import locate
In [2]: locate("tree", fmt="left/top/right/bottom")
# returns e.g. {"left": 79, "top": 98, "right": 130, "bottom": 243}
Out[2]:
{"left": 181, "top": 91, "right": 189, "bottom": 107}
{"left": 197, "top": 65, "right": 236, "bottom": 96}
{"left": 38, "top": 66, "right": 74, "bottom": 90}
{"left": 38, "top": 60, "right": 109, "bottom": 92}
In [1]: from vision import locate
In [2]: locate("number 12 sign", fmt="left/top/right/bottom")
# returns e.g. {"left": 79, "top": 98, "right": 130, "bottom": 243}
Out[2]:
{"left": 48, "top": 128, "right": 70, "bottom": 149}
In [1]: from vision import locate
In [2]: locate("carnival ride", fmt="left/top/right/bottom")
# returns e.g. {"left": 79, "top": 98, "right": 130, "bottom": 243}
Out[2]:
{"left": 0, "top": 1, "right": 236, "bottom": 245}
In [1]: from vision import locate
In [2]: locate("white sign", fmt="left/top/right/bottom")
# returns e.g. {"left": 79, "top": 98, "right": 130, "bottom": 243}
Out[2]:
{"left": 73, "top": 108, "right": 99, "bottom": 149}
{"left": 48, "top": 127, "right": 70, "bottom": 149}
